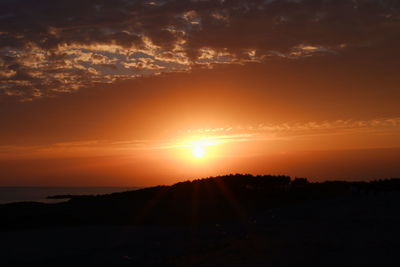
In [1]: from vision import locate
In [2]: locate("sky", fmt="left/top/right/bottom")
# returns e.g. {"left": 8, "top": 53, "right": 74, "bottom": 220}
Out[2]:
{"left": 0, "top": 0, "right": 399, "bottom": 186}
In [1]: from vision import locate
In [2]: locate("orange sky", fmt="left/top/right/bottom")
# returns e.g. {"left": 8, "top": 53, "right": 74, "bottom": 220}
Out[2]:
{"left": 0, "top": 0, "right": 399, "bottom": 186}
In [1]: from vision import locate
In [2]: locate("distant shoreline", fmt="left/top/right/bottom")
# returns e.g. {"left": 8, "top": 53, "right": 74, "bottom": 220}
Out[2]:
{"left": 0, "top": 186, "right": 140, "bottom": 204}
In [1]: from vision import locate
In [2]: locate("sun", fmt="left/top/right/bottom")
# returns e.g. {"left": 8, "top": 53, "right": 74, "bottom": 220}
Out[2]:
{"left": 178, "top": 137, "right": 220, "bottom": 162}
{"left": 192, "top": 144, "right": 206, "bottom": 158}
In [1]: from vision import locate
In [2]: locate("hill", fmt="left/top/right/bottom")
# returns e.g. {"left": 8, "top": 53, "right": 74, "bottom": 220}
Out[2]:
{"left": 1, "top": 174, "right": 400, "bottom": 229}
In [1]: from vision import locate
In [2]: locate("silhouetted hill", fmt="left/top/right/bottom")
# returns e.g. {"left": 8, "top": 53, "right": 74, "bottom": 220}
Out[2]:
{"left": 1, "top": 174, "right": 400, "bottom": 230}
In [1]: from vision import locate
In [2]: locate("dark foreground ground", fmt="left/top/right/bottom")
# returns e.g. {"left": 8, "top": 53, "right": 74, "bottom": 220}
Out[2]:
{"left": 1, "top": 192, "right": 400, "bottom": 267}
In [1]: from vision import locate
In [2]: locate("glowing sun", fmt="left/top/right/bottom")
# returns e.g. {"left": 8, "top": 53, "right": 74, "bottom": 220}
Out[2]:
{"left": 192, "top": 144, "right": 206, "bottom": 158}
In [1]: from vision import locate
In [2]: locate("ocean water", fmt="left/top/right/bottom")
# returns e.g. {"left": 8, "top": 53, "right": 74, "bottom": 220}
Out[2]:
{"left": 0, "top": 187, "right": 139, "bottom": 204}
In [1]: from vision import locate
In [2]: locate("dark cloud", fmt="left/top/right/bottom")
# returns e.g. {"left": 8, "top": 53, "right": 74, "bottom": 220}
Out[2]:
{"left": 0, "top": 0, "right": 399, "bottom": 99}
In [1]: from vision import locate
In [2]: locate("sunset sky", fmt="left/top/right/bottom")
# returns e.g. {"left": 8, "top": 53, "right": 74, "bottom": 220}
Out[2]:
{"left": 1, "top": 0, "right": 399, "bottom": 186}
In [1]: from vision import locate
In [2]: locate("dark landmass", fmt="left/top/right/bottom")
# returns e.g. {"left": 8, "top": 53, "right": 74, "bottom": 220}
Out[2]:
{"left": 47, "top": 194, "right": 87, "bottom": 199}
{"left": 1, "top": 174, "right": 400, "bottom": 266}
{"left": 1, "top": 174, "right": 400, "bottom": 228}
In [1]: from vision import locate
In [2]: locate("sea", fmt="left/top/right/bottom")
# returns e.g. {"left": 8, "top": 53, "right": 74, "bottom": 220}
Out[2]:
{"left": 0, "top": 187, "right": 139, "bottom": 204}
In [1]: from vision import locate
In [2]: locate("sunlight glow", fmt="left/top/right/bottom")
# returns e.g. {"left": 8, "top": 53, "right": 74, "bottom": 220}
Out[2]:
{"left": 192, "top": 144, "right": 206, "bottom": 158}
{"left": 172, "top": 136, "right": 224, "bottom": 163}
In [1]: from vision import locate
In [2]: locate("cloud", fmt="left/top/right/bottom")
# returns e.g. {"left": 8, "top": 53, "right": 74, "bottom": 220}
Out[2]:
{"left": 182, "top": 117, "right": 400, "bottom": 139}
{"left": 0, "top": 0, "right": 399, "bottom": 99}
{"left": 2, "top": 117, "right": 399, "bottom": 159}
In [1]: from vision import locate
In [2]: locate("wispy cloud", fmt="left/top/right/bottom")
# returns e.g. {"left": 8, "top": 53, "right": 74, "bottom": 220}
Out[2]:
{"left": 183, "top": 117, "right": 400, "bottom": 135}
{"left": 1, "top": 117, "right": 399, "bottom": 158}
